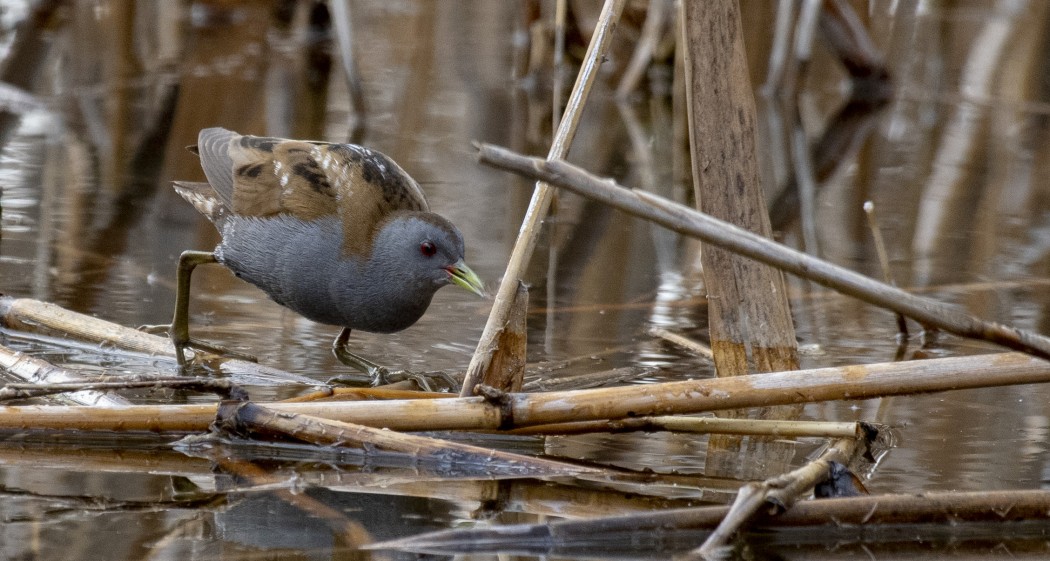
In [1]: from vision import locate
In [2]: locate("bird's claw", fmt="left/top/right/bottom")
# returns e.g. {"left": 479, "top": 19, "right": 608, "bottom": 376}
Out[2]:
{"left": 327, "top": 368, "right": 458, "bottom": 392}
{"left": 330, "top": 346, "right": 458, "bottom": 391}
{"left": 376, "top": 368, "right": 460, "bottom": 393}
{"left": 173, "top": 337, "right": 258, "bottom": 368}
{"left": 332, "top": 330, "right": 459, "bottom": 391}
{"left": 141, "top": 324, "right": 257, "bottom": 367}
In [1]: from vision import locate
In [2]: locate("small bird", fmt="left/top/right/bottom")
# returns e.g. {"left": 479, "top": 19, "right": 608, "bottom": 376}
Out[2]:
{"left": 169, "top": 127, "right": 484, "bottom": 382}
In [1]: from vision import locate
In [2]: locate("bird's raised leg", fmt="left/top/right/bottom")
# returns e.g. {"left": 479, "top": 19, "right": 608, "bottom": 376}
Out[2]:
{"left": 329, "top": 328, "right": 459, "bottom": 392}
{"left": 169, "top": 250, "right": 256, "bottom": 366}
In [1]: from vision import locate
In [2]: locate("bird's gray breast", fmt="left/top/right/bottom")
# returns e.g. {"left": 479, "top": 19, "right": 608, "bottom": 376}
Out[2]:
{"left": 215, "top": 215, "right": 434, "bottom": 332}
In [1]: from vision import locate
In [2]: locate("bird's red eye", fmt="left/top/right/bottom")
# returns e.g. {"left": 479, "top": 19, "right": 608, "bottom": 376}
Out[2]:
{"left": 420, "top": 241, "right": 437, "bottom": 257}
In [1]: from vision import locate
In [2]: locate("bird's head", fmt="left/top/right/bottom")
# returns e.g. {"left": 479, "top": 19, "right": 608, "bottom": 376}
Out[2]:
{"left": 373, "top": 212, "right": 485, "bottom": 297}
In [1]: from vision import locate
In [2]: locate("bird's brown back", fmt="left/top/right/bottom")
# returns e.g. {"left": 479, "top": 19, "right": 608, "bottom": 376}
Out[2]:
{"left": 193, "top": 128, "right": 429, "bottom": 258}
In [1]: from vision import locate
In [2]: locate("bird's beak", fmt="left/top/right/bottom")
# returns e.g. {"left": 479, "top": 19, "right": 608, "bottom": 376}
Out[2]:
{"left": 446, "top": 260, "right": 485, "bottom": 297}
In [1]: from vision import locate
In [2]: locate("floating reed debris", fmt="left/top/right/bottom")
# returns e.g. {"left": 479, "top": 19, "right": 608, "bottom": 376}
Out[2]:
{"left": 0, "top": 343, "right": 131, "bottom": 406}
{"left": 371, "top": 488, "right": 1050, "bottom": 554}
{"left": 1, "top": 351, "right": 1047, "bottom": 433}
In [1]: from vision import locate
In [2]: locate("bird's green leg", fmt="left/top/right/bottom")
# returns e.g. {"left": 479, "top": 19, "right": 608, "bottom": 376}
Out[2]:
{"left": 329, "top": 328, "right": 459, "bottom": 392}
{"left": 169, "top": 250, "right": 256, "bottom": 366}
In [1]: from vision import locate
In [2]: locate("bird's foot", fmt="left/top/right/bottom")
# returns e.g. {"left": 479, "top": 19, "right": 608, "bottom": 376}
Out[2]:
{"left": 162, "top": 325, "right": 258, "bottom": 368}
{"left": 378, "top": 368, "right": 460, "bottom": 393}
{"left": 180, "top": 338, "right": 258, "bottom": 364}
{"left": 330, "top": 345, "right": 459, "bottom": 392}
{"left": 327, "top": 368, "right": 459, "bottom": 392}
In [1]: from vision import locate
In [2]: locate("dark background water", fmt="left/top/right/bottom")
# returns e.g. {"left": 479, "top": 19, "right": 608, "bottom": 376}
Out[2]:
{"left": 2, "top": 0, "right": 1050, "bottom": 558}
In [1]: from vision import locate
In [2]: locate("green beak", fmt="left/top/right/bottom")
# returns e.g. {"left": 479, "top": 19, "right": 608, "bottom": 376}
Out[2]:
{"left": 446, "top": 260, "right": 485, "bottom": 297}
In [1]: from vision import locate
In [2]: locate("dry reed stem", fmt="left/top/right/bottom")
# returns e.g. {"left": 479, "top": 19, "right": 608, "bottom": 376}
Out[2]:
{"left": 682, "top": 0, "right": 801, "bottom": 481}
{"left": 473, "top": 144, "right": 1050, "bottom": 360}
{"left": 691, "top": 437, "right": 857, "bottom": 557}
{"left": 461, "top": 0, "right": 628, "bottom": 396}
{"left": 3, "top": 351, "right": 1048, "bottom": 433}
{"left": 476, "top": 280, "right": 528, "bottom": 391}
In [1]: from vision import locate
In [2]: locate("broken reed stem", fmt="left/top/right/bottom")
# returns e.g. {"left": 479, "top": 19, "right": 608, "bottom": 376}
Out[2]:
{"left": 3, "top": 351, "right": 1049, "bottom": 433}
{"left": 476, "top": 280, "right": 528, "bottom": 391}
{"left": 693, "top": 436, "right": 857, "bottom": 557}
{"left": 461, "top": 0, "right": 628, "bottom": 396}
{"left": 215, "top": 402, "right": 596, "bottom": 477}
{"left": 474, "top": 144, "right": 1050, "bottom": 360}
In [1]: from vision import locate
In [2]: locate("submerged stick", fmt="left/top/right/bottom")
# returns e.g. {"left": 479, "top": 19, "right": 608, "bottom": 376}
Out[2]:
{"left": 507, "top": 417, "right": 864, "bottom": 438}
{"left": 461, "top": 0, "right": 628, "bottom": 396}
{"left": 372, "top": 488, "right": 1050, "bottom": 553}
{"left": 3, "top": 352, "right": 1050, "bottom": 433}
{"left": 0, "top": 343, "right": 130, "bottom": 406}
{"left": 521, "top": 365, "right": 654, "bottom": 392}
{"left": 215, "top": 402, "right": 597, "bottom": 478}
{"left": 0, "top": 377, "right": 246, "bottom": 402}
{"left": 474, "top": 144, "right": 1050, "bottom": 360}
{"left": 206, "top": 451, "right": 374, "bottom": 547}
{"left": 648, "top": 326, "right": 714, "bottom": 361}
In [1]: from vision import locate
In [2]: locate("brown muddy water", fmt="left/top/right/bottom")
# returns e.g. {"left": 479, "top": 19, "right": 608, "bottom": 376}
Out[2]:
{"left": 1, "top": 0, "right": 1050, "bottom": 559}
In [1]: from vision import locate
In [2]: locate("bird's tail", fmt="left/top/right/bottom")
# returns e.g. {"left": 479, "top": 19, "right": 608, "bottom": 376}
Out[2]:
{"left": 173, "top": 181, "right": 228, "bottom": 228}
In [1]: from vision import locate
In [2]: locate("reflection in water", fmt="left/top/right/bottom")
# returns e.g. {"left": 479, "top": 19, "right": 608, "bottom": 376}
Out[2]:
{"left": 1, "top": 1, "right": 1050, "bottom": 559}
